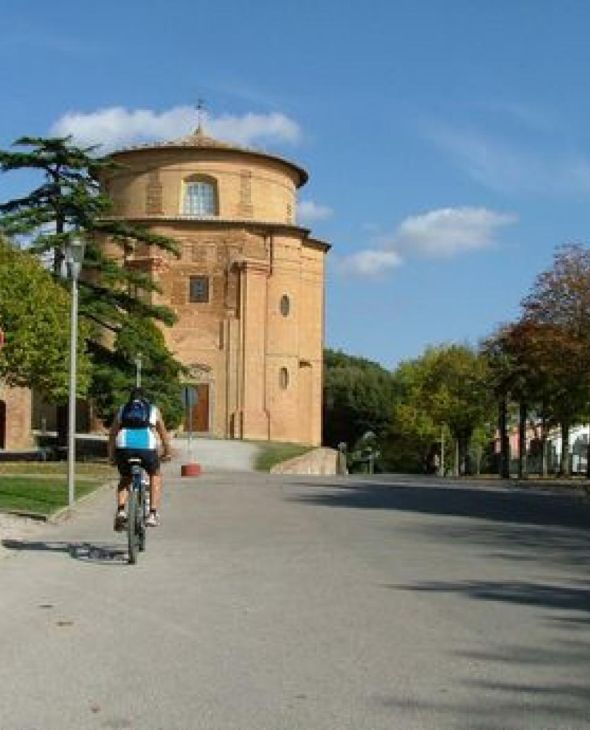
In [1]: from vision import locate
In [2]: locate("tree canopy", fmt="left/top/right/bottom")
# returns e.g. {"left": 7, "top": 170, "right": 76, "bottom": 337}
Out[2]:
{"left": 388, "top": 345, "right": 493, "bottom": 474}
{"left": 0, "top": 236, "right": 91, "bottom": 400}
{"left": 323, "top": 348, "right": 395, "bottom": 449}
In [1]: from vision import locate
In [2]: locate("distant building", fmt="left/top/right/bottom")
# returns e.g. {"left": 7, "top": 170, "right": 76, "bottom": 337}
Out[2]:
{"left": 495, "top": 422, "right": 590, "bottom": 475}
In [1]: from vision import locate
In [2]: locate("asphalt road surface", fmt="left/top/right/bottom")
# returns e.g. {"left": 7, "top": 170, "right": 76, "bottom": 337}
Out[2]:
{"left": 1, "top": 470, "right": 590, "bottom": 730}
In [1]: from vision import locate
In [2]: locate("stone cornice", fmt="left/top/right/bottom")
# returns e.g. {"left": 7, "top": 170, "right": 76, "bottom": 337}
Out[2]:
{"left": 99, "top": 216, "right": 331, "bottom": 252}
{"left": 231, "top": 257, "right": 271, "bottom": 275}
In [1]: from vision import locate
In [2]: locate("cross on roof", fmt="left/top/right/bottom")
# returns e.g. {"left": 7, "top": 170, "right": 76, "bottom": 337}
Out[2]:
{"left": 196, "top": 99, "right": 206, "bottom": 133}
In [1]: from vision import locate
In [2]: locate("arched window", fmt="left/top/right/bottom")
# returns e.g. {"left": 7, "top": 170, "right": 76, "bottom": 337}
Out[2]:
{"left": 183, "top": 178, "right": 217, "bottom": 216}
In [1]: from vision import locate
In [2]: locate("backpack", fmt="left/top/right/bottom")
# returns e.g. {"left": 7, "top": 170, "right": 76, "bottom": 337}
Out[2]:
{"left": 120, "top": 398, "right": 152, "bottom": 429}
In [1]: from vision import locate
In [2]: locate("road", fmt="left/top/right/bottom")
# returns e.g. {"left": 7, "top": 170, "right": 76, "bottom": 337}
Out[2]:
{"left": 1, "top": 470, "right": 590, "bottom": 729}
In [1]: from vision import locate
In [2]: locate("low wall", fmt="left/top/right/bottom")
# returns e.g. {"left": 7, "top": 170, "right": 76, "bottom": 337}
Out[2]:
{"left": 270, "top": 447, "right": 341, "bottom": 475}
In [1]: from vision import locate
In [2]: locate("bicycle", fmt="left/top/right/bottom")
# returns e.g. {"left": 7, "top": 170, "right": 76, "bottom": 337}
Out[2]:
{"left": 127, "top": 457, "right": 149, "bottom": 564}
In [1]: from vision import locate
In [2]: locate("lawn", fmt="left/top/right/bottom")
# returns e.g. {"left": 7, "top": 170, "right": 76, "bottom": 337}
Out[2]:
{"left": 254, "top": 442, "right": 313, "bottom": 472}
{"left": 0, "top": 462, "right": 113, "bottom": 516}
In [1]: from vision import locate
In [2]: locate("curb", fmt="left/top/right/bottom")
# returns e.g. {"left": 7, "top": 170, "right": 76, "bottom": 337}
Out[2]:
{"left": 48, "top": 480, "right": 116, "bottom": 525}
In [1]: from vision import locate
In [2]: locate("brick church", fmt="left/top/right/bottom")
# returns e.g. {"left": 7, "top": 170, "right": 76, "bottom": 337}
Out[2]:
{"left": 0, "top": 120, "right": 329, "bottom": 449}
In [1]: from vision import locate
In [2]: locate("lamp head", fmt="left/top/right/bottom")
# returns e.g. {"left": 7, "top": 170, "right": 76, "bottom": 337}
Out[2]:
{"left": 65, "top": 236, "right": 86, "bottom": 279}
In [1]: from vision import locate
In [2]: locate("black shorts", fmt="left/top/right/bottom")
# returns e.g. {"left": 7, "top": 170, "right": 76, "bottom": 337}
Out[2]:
{"left": 115, "top": 448, "right": 160, "bottom": 477}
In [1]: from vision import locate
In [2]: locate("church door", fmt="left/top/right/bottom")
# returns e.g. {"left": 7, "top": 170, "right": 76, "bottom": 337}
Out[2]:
{"left": 185, "top": 384, "right": 210, "bottom": 433}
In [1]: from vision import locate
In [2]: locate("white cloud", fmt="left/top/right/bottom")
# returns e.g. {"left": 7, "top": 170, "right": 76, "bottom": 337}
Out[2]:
{"left": 211, "top": 112, "right": 300, "bottom": 146}
{"left": 50, "top": 106, "right": 301, "bottom": 152}
{"left": 339, "top": 206, "right": 516, "bottom": 278}
{"left": 298, "top": 200, "right": 333, "bottom": 224}
{"left": 426, "top": 123, "right": 590, "bottom": 197}
{"left": 390, "top": 207, "right": 516, "bottom": 258}
{"left": 338, "top": 250, "right": 403, "bottom": 277}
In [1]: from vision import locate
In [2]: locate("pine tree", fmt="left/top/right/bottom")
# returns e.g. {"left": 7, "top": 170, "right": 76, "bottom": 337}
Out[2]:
{"left": 0, "top": 136, "right": 185, "bottom": 432}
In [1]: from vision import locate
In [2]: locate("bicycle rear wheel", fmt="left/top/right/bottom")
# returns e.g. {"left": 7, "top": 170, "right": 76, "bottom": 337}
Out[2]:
{"left": 127, "top": 490, "right": 139, "bottom": 564}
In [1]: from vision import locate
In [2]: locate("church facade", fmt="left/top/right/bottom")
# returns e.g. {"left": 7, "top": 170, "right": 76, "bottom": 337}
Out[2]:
{"left": 98, "top": 125, "right": 329, "bottom": 446}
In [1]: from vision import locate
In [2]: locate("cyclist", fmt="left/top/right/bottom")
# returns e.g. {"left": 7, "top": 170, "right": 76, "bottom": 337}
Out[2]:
{"left": 108, "top": 387, "right": 173, "bottom": 530}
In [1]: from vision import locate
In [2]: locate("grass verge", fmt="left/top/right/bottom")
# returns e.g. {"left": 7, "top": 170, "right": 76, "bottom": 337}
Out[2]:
{"left": 254, "top": 442, "right": 313, "bottom": 472}
{"left": 0, "top": 461, "right": 113, "bottom": 516}
{"left": 0, "top": 461, "right": 112, "bottom": 478}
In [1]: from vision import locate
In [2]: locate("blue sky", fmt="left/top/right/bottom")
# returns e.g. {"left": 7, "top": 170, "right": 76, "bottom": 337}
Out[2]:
{"left": 2, "top": 0, "right": 590, "bottom": 369}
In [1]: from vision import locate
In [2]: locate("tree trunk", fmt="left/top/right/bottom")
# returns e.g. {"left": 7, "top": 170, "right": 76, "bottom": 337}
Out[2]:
{"left": 560, "top": 421, "right": 570, "bottom": 477}
{"left": 454, "top": 438, "right": 460, "bottom": 477}
{"left": 518, "top": 401, "right": 527, "bottom": 479}
{"left": 460, "top": 432, "right": 472, "bottom": 476}
{"left": 56, "top": 404, "right": 68, "bottom": 452}
{"left": 475, "top": 445, "right": 482, "bottom": 475}
{"left": 499, "top": 395, "right": 510, "bottom": 479}
{"left": 541, "top": 414, "right": 548, "bottom": 477}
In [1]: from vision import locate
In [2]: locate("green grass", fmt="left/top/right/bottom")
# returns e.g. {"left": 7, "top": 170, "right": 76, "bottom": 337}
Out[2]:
{"left": 0, "top": 461, "right": 113, "bottom": 478}
{"left": 0, "top": 467, "right": 111, "bottom": 516}
{"left": 254, "top": 442, "right": 313, "bottom": 472}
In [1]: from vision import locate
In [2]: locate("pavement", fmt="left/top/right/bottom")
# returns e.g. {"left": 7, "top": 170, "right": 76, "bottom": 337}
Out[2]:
{"left": 1, "top": 469, "right": 590, "bottom": 729}
{"left": 171, "top": 436, "right": 261, "bottom": 472}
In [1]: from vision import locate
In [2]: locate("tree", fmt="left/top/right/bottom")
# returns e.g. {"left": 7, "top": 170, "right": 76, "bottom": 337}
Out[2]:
{"left": 481, "top": 328, "right": 515, "bottom": 478}
{"left": 520, "top": 244, "right": 590, "bottom": 476}
{"left": 0, "top": 236, "right": 91, "bottom": 400}
{"left": 323, "top": 349, "right": 395, "bottom": 452}
{"left": 390, "top": 345, "right": 494, "bottom": 476}
{"left": 482, "top": 319, "right": 559, "bottom": 478}
{"left": 91, "top": 316, "right": 185, "bottom": 428}
{"left": 386, "top": 359, "right": 440, "bottom": 473}
{"left": 350, "top": 344, "right": 497, "bottom": 475}
{"left": 0, "top": 136, "right": 184, "bottom": 430}
{"left": 421, "top": 345, "right": 494, "bottom": 475}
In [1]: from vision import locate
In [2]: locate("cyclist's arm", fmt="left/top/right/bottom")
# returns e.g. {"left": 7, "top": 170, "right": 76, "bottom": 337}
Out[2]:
{"left": 155, "top": 414, "right": 173, "bottom": 459}
{"left": 107, "top": 413, "right": 121, "bottom": 463}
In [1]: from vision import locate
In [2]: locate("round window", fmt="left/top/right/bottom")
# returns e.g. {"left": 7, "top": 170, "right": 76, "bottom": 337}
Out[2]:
{"left": 280, "top": 294, "right": 290, "bottom": 317}
{"left": 279, "top": 367, "right": 289, "bottom": 389}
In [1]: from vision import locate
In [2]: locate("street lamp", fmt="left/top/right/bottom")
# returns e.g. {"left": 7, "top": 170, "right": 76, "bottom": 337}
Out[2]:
{"left": 135, "top": 352, "right": 142, "bottom": 387}
{"left": 64, "top": 236, "right": 86, "bottom": 509}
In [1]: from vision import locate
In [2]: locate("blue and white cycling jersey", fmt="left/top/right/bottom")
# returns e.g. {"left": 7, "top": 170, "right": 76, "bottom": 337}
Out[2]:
{"left": 115, "top": 404, "right": 159, "bottom": 450}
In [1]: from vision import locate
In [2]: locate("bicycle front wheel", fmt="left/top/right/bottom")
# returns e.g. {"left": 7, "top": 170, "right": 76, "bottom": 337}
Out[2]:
{"left": 127, "top": 490, "right": 139, "bottom": 565}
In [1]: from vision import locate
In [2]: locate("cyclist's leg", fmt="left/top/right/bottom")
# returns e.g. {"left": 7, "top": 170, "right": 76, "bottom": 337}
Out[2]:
{"left": 114, "top": 449, "right": 133, "bottom": 530}
{"left": 141, "top": 450, "right": 161, "bottom": 525}
{"left": 138, "top": 450, "right": 160, "bottom": 509}
{"left": 150, "top": 471, "right": 162, "bottom": 511}
{"left": 115, "top": 449, "right": 133, "bottom": 509}
{"left": 117, "top": 476, "right": 132, "bottom": 509}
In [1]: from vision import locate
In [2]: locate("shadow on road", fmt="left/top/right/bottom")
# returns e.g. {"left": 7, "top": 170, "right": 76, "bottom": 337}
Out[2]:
{"left": 391, "top": 579, "right": 590, "bottom": 614}
{"left": 381, "top": 578, "right": 590, "bottom": 728}
{"left": 294, "top": 477, "right": 590, "bottom": 727}
{"left": 376, "top": 679, "right": 590, "bottom": 730}
{"left": 2, "top": 538, "right": 127, "bottom": 564}
{"left": 291, "top": 476, "right": 590, "bottom": 529}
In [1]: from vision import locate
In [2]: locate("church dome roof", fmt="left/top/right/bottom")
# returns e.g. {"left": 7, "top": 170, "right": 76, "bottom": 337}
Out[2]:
{"left": 110, "top": 124, "right": 308, "bottom": 186}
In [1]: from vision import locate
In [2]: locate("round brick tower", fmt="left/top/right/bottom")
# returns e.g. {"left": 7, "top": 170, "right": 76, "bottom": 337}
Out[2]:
{"left": 100, "top": 124, "right": 329, "bottom": 445}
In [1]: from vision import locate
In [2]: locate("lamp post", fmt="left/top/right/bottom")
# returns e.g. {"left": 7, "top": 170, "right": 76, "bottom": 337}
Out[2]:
{"left": 135, "top": 353, "right": 142, "bottom": 388}
{"left": 64, "top": 236, "right": 86, "bottom": 509}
